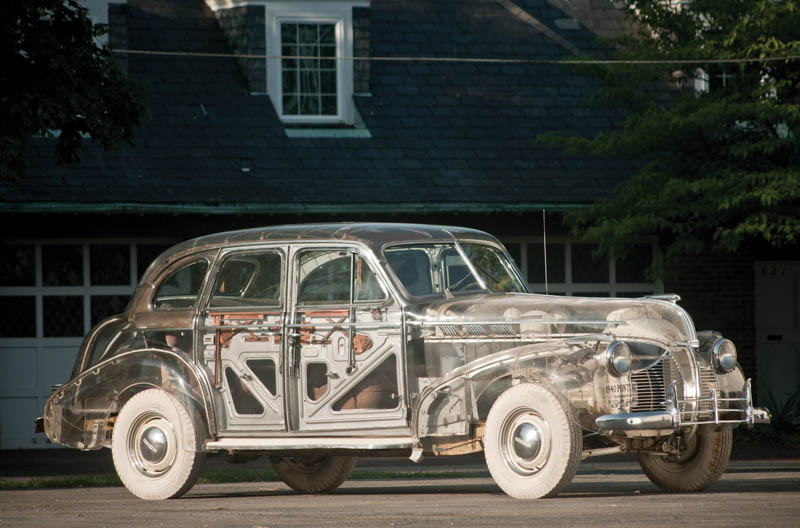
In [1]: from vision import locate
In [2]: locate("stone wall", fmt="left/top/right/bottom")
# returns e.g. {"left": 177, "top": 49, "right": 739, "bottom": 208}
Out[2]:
{"left": 215, "top": 5, "right": 267, "bottom": 93}
{"left": 353, "top": 6, "right": 371, "bottom": 94}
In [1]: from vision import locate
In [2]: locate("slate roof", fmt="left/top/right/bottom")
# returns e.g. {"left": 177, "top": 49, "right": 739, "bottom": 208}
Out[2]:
{"left": 3, "top": 0, "right": 638, "bottom": 215}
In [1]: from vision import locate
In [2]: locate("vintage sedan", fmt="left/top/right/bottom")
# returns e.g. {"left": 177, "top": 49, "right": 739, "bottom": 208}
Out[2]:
{"left": 39, "top": 223, "right": 769, "bottom": 499}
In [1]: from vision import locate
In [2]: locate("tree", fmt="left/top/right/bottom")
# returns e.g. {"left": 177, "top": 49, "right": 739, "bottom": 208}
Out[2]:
{"left": 1, "top": 0, "right": 147, "bottom": 180}
{"left": 539, "top": 0, "right": 800, "bottom": 275}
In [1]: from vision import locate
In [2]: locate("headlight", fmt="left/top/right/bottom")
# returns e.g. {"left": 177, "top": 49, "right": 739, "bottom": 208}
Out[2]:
{"left": 606, "top": 341, "right": 632, "bottom": 376}
{"left": 712, "top": 338, "right": 737, "bottom": 373}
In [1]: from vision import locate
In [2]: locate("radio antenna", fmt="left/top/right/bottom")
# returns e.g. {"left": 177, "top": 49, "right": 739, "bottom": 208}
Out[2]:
{"left": 542, "top": 209, "right": 548, "bottom": 295}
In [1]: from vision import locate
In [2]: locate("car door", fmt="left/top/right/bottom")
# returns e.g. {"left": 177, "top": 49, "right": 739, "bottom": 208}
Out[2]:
{"left": 286, "top": 245, "right": 407, "bottom": 432}
{"left": 200, "top": 247, "right": 287, "bottom": 431}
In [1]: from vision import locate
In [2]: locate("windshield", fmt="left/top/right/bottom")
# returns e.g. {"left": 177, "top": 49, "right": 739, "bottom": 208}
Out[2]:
{"left": 459, "top": 242, "right": 526, "bottom": 293}
{"left": 384, "top": 243, "right": 525, "bottom": 297}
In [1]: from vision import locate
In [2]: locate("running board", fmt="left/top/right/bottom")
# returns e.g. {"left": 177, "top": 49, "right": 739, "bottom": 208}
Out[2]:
{"left": 206, "top": 436, "right": 415, "bottom": 452}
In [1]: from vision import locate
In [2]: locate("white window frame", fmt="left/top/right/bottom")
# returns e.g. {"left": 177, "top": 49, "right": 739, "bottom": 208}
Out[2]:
{"left": 500, "top": 237, "right": 664, "bottom": 297}
{"left": 265, "top": 2, "right": 356, "bottom": 125}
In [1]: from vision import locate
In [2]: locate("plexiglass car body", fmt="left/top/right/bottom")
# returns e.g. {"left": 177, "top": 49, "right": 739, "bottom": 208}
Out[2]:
{"left": 40, "top": 223, "right": 770, "bottom": 499}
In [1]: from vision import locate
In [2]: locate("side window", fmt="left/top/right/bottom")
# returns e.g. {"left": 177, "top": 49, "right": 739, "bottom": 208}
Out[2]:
{"left": 209, "top": 251, "right": 282, "bottom": 308}
{"left": 153, "top": 260, "right": 209, "bottom": 310}
{"left": 354, "top": 255, "right": 385, "bottom": 302}
{"left": 384, "top": 249, "right": 432, "bottom": 296}
{"left": 296, "top": 250, "right": 386, "bottom": 304}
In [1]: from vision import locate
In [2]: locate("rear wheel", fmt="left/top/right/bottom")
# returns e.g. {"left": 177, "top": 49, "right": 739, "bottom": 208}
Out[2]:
{"left": 111, "top": 389, "right": 205, "bottom": 500}
{"left": 484, "top": 383, "right": 581, "bottom": 499}
{"left": 271, "top": 455, "right": 357, "bottom": 493}
{"left": 638, "top": 425, "right": 732, "bottom": 492}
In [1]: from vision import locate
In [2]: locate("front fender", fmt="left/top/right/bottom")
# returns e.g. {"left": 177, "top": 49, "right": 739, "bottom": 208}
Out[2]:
{"left": 43, "top": 348, "right": 216, "bottom": 450}
{"left": 411, "top": 338, "right": 609, "bottom": 440}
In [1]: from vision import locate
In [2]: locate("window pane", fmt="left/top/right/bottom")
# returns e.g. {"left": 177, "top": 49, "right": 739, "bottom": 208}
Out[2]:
{"left": 281, "top": 45, "right": 297, "bottom": 69}
{"left": 572, "top": 244, "right": 608, "bottom": 283}
{"left": 460, "top": 243, "right": 525, "bottom": 293}
{"left": 320, "top": 71, "right": 336, "bottom": 93}
{"left": 283, "top": 68, "right": 297, "bottom": 93}
{"left": 526, "top": 243, "right": 564, "bottom": 283}
{"left": 280, "top": 22, "right": 337, "bottom": 117}
{"left": 91, "top": 244, "right": 130, "bottom": 286}
{"left": 318, "top": 24, "right": 334, "bottom": 45}
{"left": 137, "top": 244, "right": 170, "bottom": 280}
{"left": 1, "top": 245, "right": 35, "bottom": 286}
{"left": 91, "top": 295, "right": 129, "bottom": 326}
{"left": 298, "top": 24, "right": 317, "bottom": 43}
{"left": 210, "top": 251, "right": 282, "bottom": 308}
{"left": 616, "top": 244, "right": 652, "bottom": 283}
{"left": 43, "top": 296, "right": 84, "bottom": 337}
{"left": 297, "top": 250, "right": 350, "bottom": 304}
{"left": 299, "top": 69, "right": 319, "bottom": 94}
{"left": 333, "top": 355, "right": 398, "bottom": 411}
{"left": 283, "top": 94, "right": 299, "bottom": 115}
{"left": 153, "top": 260, "right": 209, "bottom": 310}
{"left": 354, "top": 255, "right": 386, "bottom": 302}
{"left": 300, "top": 94, "right": 320, "bottom": 115}
{"left": 0, "top": 296, "right": 36, "bottom": 337}
{"left": 42, "top": 245, "right": 83, "bottom": 286}
{"left": 385, "top": 249, "right": 432, "bottom": 296}
{"left": 281, "top": 23, "right": 297, "bottom": 42}
{"left": 321, "top": 96, "right": 337, "bottom": 115}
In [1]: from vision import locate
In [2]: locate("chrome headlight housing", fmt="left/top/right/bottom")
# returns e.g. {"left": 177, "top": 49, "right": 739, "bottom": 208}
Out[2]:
{"left": 712, "top": 338, "right": 737, "bottom": 373}
{"left": 606, "top": 341, "right": 632, "bottom": 377}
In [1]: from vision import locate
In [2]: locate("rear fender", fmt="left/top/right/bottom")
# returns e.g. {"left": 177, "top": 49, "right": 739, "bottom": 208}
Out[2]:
{"left": 43, "top": 349, "right": 216, "bottom": 451}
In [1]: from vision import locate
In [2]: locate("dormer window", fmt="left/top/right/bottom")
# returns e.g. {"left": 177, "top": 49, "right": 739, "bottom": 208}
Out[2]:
{"left": 266, "top": 3, "right": 355, "bottom": 125}
{"left": 280, "top": 23, "right": 337, "bottom": 117}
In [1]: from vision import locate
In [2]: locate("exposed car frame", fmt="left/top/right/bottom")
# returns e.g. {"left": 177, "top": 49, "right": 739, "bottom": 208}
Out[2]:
{"left": 38, "top": 223, "right": 770, "bottom": 500}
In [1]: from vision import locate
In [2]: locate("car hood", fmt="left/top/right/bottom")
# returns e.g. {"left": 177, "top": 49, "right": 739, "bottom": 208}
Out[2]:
{"left": 407, "top": 292, "right": 694, "bottom": 346}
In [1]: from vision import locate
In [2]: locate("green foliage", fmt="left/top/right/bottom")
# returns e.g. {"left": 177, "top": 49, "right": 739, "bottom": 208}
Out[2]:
{"left": 539, "top": 0, "right": 800, "bottom": 272}
{"left": 1, "top": 0, "right": 147, "bottom": 180}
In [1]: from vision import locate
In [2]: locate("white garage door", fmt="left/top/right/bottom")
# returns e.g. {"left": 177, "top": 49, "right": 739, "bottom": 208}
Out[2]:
{"left": 0, "top": 240, "right": 171, "bottom": 449}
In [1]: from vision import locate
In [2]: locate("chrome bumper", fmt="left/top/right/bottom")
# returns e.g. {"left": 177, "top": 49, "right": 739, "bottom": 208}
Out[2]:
{"left": 596, "top": 378, "right": 771, "bottom": 432}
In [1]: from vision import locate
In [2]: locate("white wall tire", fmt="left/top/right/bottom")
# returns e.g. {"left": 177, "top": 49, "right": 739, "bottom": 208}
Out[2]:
{"left": 112, "top": 389, "right": 205, "bottom": 500}
{"left": 484, "top": 383, "right": 581, "bottom": 499}
{"left": 271, "top": 455, "right": 357, "bottom": 493}
{"left": 638, "top": 425, "right": 732, "bottom": 492}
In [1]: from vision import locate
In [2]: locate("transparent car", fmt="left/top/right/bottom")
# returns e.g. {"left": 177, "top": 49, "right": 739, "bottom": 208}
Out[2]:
{"left": 38, "top": 223, "right": 770, "bottom": 499}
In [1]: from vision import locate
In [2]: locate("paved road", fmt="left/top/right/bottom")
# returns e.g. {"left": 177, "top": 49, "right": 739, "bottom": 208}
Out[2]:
{"left": 2, "top": 460, "right": 798, "bottom": 527}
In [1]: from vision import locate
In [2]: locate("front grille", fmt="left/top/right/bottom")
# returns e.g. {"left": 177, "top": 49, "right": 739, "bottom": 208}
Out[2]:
{"left": 631, "top": 359, "right": 667, "bottom": 412}
{"left": 697, "top": 365, "right": 720, "bottom": 414}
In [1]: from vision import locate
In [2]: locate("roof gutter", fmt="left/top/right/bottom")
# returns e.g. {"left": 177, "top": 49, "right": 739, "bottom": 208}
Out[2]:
{"left": 0, "top": 202, "right": 588, "bottom": 215}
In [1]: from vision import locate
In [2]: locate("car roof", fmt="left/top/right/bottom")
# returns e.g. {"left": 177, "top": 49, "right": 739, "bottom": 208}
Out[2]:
{"left": 141, "top": 223, "right": 500, "bottom": 282}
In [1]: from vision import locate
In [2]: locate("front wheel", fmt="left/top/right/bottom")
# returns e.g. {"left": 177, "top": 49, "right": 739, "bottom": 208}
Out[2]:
{"left": 271, "top": 455, "right": 357, "bottom": 493}
{"left": 111, "top": 389, "right": 206, "bottom": 500}
{"left": 484, "top": 383, "right": 582, "bottom": 499}
{"left": 638, "top": 425, "right": 732, "bottom": 492}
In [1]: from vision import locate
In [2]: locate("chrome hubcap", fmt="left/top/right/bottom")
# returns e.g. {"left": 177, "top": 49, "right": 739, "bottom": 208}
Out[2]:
{"left": 128, "top": 414, "right": 177, "bottom": 477}
{"left": 500, "top": 409, "right": 551, "bottom": 476}
{"left": 512, "top": 423, "right": 542, "bottom": 461}
{"left": 139, "top": 426, "right": 168, "bottom": 464}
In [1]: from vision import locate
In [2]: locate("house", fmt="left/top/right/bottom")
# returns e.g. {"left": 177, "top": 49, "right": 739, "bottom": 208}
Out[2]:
{"left": 0, "top": 0, "right": 794, "bottom": 449}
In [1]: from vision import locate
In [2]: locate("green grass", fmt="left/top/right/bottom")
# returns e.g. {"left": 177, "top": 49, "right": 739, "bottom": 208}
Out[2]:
{"left": 0, "top": 467, "right": 490, "bottom": 490}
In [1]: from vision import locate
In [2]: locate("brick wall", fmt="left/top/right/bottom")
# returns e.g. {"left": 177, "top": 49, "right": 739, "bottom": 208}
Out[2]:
{"left": 664, "top": 251, "right": 756, "bottom": 376}
{"left": 215, "top": 6, "right": 267, "bottom": 93}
